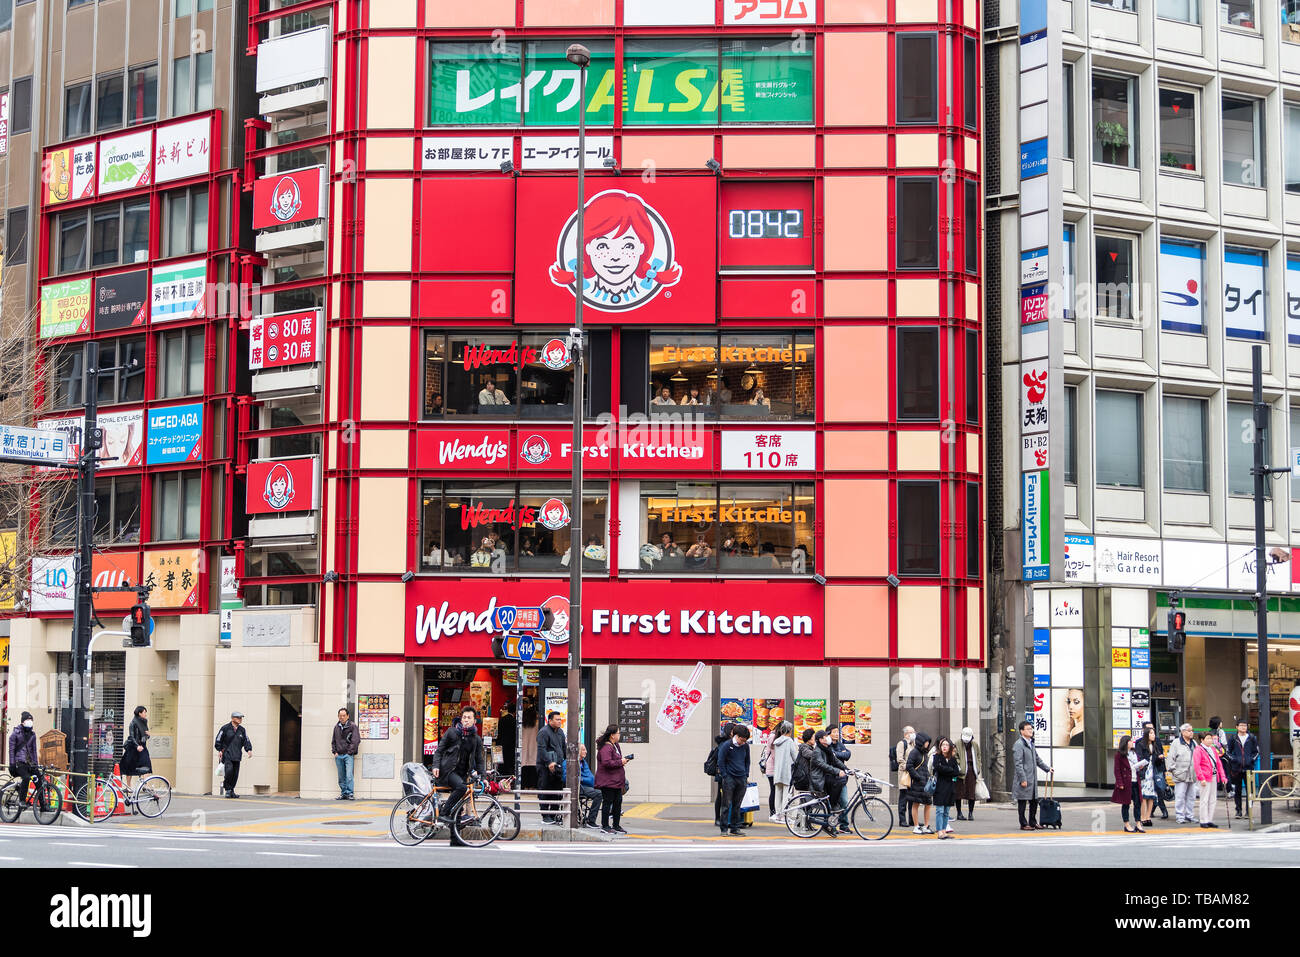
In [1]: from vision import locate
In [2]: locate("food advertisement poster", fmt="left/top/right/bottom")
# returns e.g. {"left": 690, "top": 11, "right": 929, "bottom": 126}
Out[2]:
{"left": 98, "top": 129, "right": 153, "bottom": 194}
{"left": 719, "top": 697, "right": 752, "bottom": 730}
{"left": 358, "top": 694, "right": 390, "bottom": 740}
{"left": 468, "top": 681, "right": 492, "bottom": 716}
{"left": 793, "top": 699, "right": 827, "bottom": 737}
{"left": 838, "top": 699, "right": 872, "bottom": 744}
{"left": 502, "top": 667, "right": 540, "bottom": 686}
{"left": 753, "top": 699, "right": 785, "bottom": 732}
{"left": 423, "top": 688, "right": 439, "bottom": 755}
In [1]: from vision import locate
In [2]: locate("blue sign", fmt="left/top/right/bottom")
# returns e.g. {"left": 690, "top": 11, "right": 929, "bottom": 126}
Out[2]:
{"left": 1020, "top": 137, "right": 1048, "bottom": 179}
{"left": 492, "top": 605, "right": 544, "bottom": 633}
{"left": 1131, "top": 649, "right": 1150, "bottom": 669}
{"left": 1033, "top": 628, "right": 1050, "bottom": 655}
{"left": 1034, "top": 673, "right": 1050, "bottom": 688}
{"left": 146, "top": 402, "right": 203, "bottom": 464}
{"left": 1019, "top": 0, "right": 1047, "bottom": 35}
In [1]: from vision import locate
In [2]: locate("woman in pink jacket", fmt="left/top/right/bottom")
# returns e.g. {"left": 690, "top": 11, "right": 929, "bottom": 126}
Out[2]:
{"left": 1193, "top": 730, "right": 1226, "bottom": 828}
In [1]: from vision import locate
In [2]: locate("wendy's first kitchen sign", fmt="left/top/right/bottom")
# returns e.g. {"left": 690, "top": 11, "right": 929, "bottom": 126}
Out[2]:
{"left": 416, "top": 426, "right": 714, "bottom": 471}
{"left": 405, "top": 579, "right": 823, "bottom": 662}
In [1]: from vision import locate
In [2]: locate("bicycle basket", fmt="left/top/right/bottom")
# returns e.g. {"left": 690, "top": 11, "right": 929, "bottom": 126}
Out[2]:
{"left": 863, "top": 780, "right": 882, "bottom": 795}
{"left": 400, "top": 762, "right": 433, "bottom": 798}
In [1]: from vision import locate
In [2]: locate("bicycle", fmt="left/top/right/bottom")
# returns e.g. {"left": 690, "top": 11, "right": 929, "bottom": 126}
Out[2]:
{"left": 68, "top": 771, "right": 172, "bottom": 823}
{"left": 388, "top": 771, "right": 505, "bottom": 848}
{"left": 0, "top": 766, "right": 65, "bottom": 825}
{"left": 783, "top": 769, "right": 894, "bottom": 841}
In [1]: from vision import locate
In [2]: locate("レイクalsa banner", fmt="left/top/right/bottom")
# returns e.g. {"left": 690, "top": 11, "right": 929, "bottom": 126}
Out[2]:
{"left": 405, "top": 579, "right": 823, "bottom": 662}
{"left": 514, "top": 176, "right": 717, "bottom": 325}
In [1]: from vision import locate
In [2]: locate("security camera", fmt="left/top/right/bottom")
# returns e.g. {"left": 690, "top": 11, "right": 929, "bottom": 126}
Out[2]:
{"left": 401, "top": 571, "right": 415, "bottom": 583}
{"left": 886, "top": 574, "right": 901, "bottom": 588}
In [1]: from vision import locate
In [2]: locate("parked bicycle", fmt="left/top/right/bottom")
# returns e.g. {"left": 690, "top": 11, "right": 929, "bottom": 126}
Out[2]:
{"left": 388, "top": 770, "right": 506, "bottom": 848}
{"left": 783, "top": 769, "right": 894, "bottom": 840}
{"left": 0, "top": 765, "right": 64, "bottom": 825}
{"left": 68, "top": 771, "right": 172, "bottom": 823}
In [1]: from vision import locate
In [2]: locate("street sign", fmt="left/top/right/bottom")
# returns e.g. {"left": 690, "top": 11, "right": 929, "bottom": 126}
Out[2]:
{"left": 492, "top": 605, "right": 545, "bottom": 633}
{"left": 0, "top": 423, "right": 73, "bottom": 465}
{"left": 502, "top": 633, "right": 551, "bottom": 663}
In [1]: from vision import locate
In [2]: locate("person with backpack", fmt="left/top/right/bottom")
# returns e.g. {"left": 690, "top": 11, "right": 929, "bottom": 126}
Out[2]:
{"left": 716, "top": 724, "right": 752, "bottom": 836}
{"left": 708, "top": 722, "right": 736, "bottom": 827}
{"left": 770, "top": 721, "right": 797, "bottom": 821}
{"left": 893, "top": 726, "right": 916, "bottom": 828}
{"left": 905, "top": 731, "right": 934, "bottom": 834}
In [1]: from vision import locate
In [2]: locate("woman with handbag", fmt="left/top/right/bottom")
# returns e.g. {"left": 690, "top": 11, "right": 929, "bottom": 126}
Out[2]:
{"left": 955, "top": 727, "right": 984, "bottom": 821}
{"left": 1135, "top": 725, "right": 1161, "bottom": 826}
{"left": 906, "top": 731, "right": 934, "bottom": 835}
{"left": 1112, "top": 734, "right": 1144, "bottom": 833}
{"left": 594, "top": 724, "right": 630, "bottom": 835}
{"left": 932, "top": 736, "right": 961, "bottom": 838}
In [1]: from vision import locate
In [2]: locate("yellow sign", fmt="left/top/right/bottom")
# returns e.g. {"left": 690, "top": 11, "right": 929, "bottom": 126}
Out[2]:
{"left": 142, "top": 548, "right": 202, "bottom": 609}
{"left": 1112, "top": 648, "right": 1131, "bottom": 668}
{"left": 0, "top": 530, "right": 16, "bottom": 611}
{"left": 46, "top": 147, "right": 73, "bottom": 204}
{"left": 0, "top": 635, "right": 9, "bottom": 666}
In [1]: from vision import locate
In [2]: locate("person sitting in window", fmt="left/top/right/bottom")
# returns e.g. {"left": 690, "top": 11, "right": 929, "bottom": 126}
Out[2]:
{"left": 720, "top": 536, "right": 741, "bottom": 557}
{"left": 429, "top": 394, "right": 445, "bottom": 415}
{"left": 639, "top": 541, "right": 663, "bottom": 568}
{"left": 680, "top": 387, "right": 702, "bottom": 406}
{"left": 790, "top": 543, "right": 809, "bottom": 573}
{"left": 478, "top": 380, "right": 510, "bottom": 407}
{"left": 718, "top": 381, "right": 733, "bottom": 403}
{"left": 425, "top": 539, "right": 446, "bottom": 567}
{"left": 684, "top": 534, "right": 713, "bottom": 568}
{"left": 760, "top": 542, "right": 782, "bottom": 569}
{"left": 747, "top": 387, "right": 771, "bottom": 409}
{"left": 651, "top": 386, "right": 676, "bottom": 407}
{"left": 470, "top": 538, "right": 493, "bottom": 569}
{"left": 520, "top": 536, "right": 536, "bottom": 558}
{"left": 659, "top": 533, "right": 682, "bottom": 559}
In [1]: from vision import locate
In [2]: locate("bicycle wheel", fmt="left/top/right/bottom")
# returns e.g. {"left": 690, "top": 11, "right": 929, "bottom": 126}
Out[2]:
{"left": 388, "top": 795, "right": 436, "bottom": 846}
{"left": 483, "top": 802, "right": 520, "bottom": 842}
{"left": 452, "top": 793, "right": 504, "bottom": 848}
{"left": 783, "top": 794, "right": 822, "bottom": 839}
{"left": 134, "top": 776, "right": 172, "bottom": 818}
{"left": 0, "top": 784, "right": 21, "bottom": 824}
{"left": 850, "top": 796, "right": 894, "bottom": 841}
{"left": 33, "top": 779, "right": 63, "bottom": 825}
{"left": 72, "top": 780, "right": 119, "bottom": 823}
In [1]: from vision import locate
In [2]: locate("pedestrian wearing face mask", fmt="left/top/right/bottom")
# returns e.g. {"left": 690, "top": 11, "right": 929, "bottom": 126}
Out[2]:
{"left": 894, "top": 726, "right": 916, "bottom": 828}
{"left": 955, "top": 727, "right": 982, "bottom": 821}
{"left": 6, "top": 712, "right": 38, "bottom": 804}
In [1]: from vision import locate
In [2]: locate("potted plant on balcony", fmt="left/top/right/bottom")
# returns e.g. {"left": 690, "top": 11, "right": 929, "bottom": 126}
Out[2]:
{"left": 1095, "top": 120, "right": 1129, "bottom": 165}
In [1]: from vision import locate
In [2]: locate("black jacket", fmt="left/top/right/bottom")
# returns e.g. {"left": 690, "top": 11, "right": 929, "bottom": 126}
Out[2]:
{"left": 436, "top": 722, "right": 484, "bottom": 780}
{"left": 214, "top": 723, "right": 252, "bottom": 763}
{"left": 829, "top": 739, "right": 851, "bottom": 764}
{"left": 331, "top": 720, "right": 359, "bottom": 756}
{"left": 1135, "top": 736, "right": 1165, "bottom": 770}
{"left": 128, "top": 716, "right": 149, "bottom": 748}
{"left": 537, "top": 723, "right": 567, "bottom": 770}
{"left": 1226, "top": 733, "right": 1259, "bottom": 775}
{"left": 932, "top": 752, "right": 960, "bottom": 806}
{"left": 803, "top": 742, "right": 844, "bottom": 794}
{"left": 497, "top": 713, "right": 517, "bottom": 762}
{"left": 906, "top": 734, "right": 933, "bottom": 799}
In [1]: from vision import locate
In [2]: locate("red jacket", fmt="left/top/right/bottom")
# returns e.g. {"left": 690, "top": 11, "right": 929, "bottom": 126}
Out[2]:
{"left": 595, "top": 741, "right": 626, "bottom": 789}
{"left": 1110, "top": 751, "right": 1133, "bottom": 805}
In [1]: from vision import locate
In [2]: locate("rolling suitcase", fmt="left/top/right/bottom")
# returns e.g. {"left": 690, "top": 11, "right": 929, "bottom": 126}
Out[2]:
{"left": 1037, "top": 772, "right": 1062, "bottom": 829}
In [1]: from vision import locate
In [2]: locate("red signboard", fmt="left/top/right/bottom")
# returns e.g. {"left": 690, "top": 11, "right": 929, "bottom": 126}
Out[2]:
{"left": 245, "top": 457, "right": 318, "bottom": 514}
{"left": 249, "top": 309, "right": 321, "bottom": 370}
{"left": 719, "top": 180, "right": 814, "bottom": 269}
{"left": 416, "top": 429, "right": 512, "bottom": 470}
{"left": 405, "top": 579, "right": 824, "bottom": 662}
{"left": 514, "top": 175, "right": 717, "bottom": 325}
{"left": 1021, "top": 289, "right": 1049, "bottom": 325}
{"left": 415, "top": 426, "right": 714, "bottom": 471}
{"left": 252, "top": 166, "right": 325, "bottom": 230}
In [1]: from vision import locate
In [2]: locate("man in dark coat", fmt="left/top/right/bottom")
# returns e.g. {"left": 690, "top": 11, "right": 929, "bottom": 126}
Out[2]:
{"left": 434, "top": 705, "right": 485, "bottom": 813}
{"left": 331, "top": 708, "right": 360, "bottom": 800}
{"left": 496, "top": 701, "right": 517, "bottom": 778}
{"left": 536, "top": 710, "right": 568, "bottom": 825}
{"left": 816, "top": 729, "right": 850, "bottom": 833}
{"left": 1225, "top": 719, "right": 1260, "bottom": 818}
{"left": 214, "top": 711, "right": 253, "bottom": 798}
{"left": 716, "top": 725, "right": 752, "bottom": 836}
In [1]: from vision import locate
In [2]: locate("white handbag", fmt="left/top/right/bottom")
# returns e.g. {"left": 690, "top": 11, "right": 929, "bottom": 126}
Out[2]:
{"left": 740, "top": 781, "right": 761, "bottom": 812}
{"left": 975, "top": 776, "right": 990, "bottom": 801}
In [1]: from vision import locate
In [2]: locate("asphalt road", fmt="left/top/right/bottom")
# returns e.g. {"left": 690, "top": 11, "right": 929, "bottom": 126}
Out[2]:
{"left": 1, "top": 821, "right": 1297, "bottom": 868}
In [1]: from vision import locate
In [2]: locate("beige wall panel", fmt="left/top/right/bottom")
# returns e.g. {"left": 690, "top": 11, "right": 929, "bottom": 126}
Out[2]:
{"left": 355, "top": 582, "right": 406, "bottom": 655}
{"left": 722, "top": 134, "right": 815, "bottom": 169}
{"left": 620, "top": 134, "right": 715, "bottom": 170}
{"left": 524, "top": 0, "right": 615, "bottom": 26}
{"left": 895, "top": 279, "right": 939, "bottom": 317}
{"left": 824, "top": 33, "right": 886, "bottom": 126}
{"left": 94, "top": 3, "right": 127, "bottom": 71}
{"left": 823, "top": 479, "right": 888, "bottom": 576}
{"left": 896, "top": 430, "right": 939, "bottom": 471}
{"left": 362, "top": 179, "right": 413, "bottom": 273}
{"left": 360, "top": 325, "right": 411, "bottom": 421}
{"left": 363, "top": 280, "right": 413, "bottom": 318}
{"left": 428, "top": 0, "right": 517, "bottom": 26}
{"left": 357, "top": 478, "right": 408, "bottom": 574}
{"left": 896, "top": 587, "right": 942, "bottom": 658}
{"left": 366, "top": 37, "right": 416, "bottom": 129}
{"left": 366, "top": 136, "right": 414, "bottom": 171}
{"left": 360, "top": 428, "right": 410, "bottom": 471}
{"left": 895, "top": 133, "right": 939, "bottom": 168}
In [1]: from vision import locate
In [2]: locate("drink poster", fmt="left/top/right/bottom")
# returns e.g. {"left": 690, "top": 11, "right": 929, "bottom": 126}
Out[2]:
{"left": 719, "top": 698, "right": 753, "bottom": 730}
{"left": 793, "top": 699, "right": 827, "bottom": 738}
{"left": 358, "top": 694, "right": 390, "bottom": 740}
{"left": 655, "top": 662, "right": 708, "bottom": 736}
{"left": 423, "top": 688, "right": 439, "bottom": 756}
{"left": 838, "top": 700, "right": 873, "bottom": 744}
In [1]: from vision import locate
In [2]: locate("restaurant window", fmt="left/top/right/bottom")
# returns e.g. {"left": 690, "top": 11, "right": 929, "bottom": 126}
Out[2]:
{"left": 896, "top": 177, "right": 938, "bottom": 268}
{"left": 897, "top": 327, "right": 940, "bottom": 420}
{"left": 647, "top": 331, "right": 813, "bottom": 420}
{"left": 5, "top": 206, "right": 26, "bottom": 265}
{"left": 93, "top": 476, "right": 141, "bottom": 544}
{"left": 1159, "top": 87, "right": 1197, "bottom": 172}
{"left": 154, "top": 471, "right": 203, "bottom": 541}
{"left": 1222, "top": 95, "right": 1264, "bottom": 187}
{"left": 126, "top": 64, "right": 158, "bottom": 126}
{"left": 1227, "top": 401, "right": 1266, "bottom": 496}
{"left": 1095, "top": 389, "right": 1143, "bottom": 488}
{"left": 420, "top": 481, "right": 609, "bottom": 574}
{"left": 1286, "top": 105, "right": 1300, "bottom": 194}
{"left": 65, "top": 82, "right": 92, "bottom": 138}
{"left": 1093, "top": 72, "right": 1138, "bottom": 168}
{"left": 1162, "top": 395, "right": 1208, "bottom": 492}
{"left": 1158, "top": 0, "right": 1199, "bottom": 22}
{"left": 11, "top": 76, "right": 30, "bottom": 134}
{"left": 966, "top": 482, "right": 979, "bottom": 578}
{"left": 631, "top": 481, "right": 813, "bottom": 575}
{"left": 1220, "top": 0, "right": 1257, "bottom": 30}
{"left": 157, "top": 327, "right": 205, "bottom": 398}
{"left": 1064, "top": 385, "right": 1078, "bottom": 484}
{"left": 964, "top": 178, "right": 978, "bottom": 274}
{"left": 896, "top": 33, "right": 937, "bottom": 125}
{"left": 964, "top": 35, "right": 978, "bottom": 130}
{"left": 164, "top": 186, "right": 208, "bottom": 258}
{"left": 898, "top": 482, "right": 940, "bottom": 576}
{"left": 965, "top": 329, "right": 980, "bottom": 424}
{"left": 1095, "top": 231, "right": 1137, "bottom": 321}
{"left": 96, "top": 71, "right": 124, "bottom": 131}
{"left": 96, "top": 335, "right": 146, "bottom": 405}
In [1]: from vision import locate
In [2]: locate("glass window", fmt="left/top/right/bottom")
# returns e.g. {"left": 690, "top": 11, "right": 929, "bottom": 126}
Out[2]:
{"left": 154, "top": 471, "right": 202, "bottom": 541}
{"left": 123, "top": 200, "right": 149, "bottom": 264}
{"left": 195, "top": 51, "right": 213, "bottom": 111}
{"left": 1292, "top": 408, "right": 1300, "bottom": 501}
{"left": 447, "top": 333, "right": 517, "bottom": 415}
{"left": 897, "top": 328, "right": 940, "bottom": 420}
{"left": 1063, "top": 64, "right": 1074, "bottom": 160}
{"left": 96, "top": 72, "right": 124, "bottom": 131}
{"left": 647, "top": 332, "right": 812, "bottom": 420}
{"left": 719, "top": 37, "right": 812, "bottom": 125}
{"left": 127, "top": 64, "right": 158, "bottom": 125}
{"left": 1287, "top": 1, "right": 1300, "bottom": 38}
{"left": 64, "top": 82, "right": 92, "bottom": 138}
{"left": 1158, "top": 239, "right": 1205, "bottom": 333}
{"left": 175, "top": 0, "right": 215, "bottom": 15}
{"left": 1093, "top": 0, "right": 1135, "bottom": 8}
{"left": 96, "top": 336, "right": 146, "bottom": 405}
{"left": 896, "top": 33, "right": 937, "bottom": 125}
{"left": 898, "top": 482, "right": 940, "bottom": 576}
{"left": 1163, "top": 396, "right": 1207, "bottom": 492}
{"left": 91, "top": 206, "right": 120, "bottom": 268}
{"left": 1095, "top": 232, "right": 1137, "bottom": 321}
{"left": 650, "top": 332, "right": 716, "bottom": 412}
{"left": 51, "top": 347, "right": 84, "bottom": 409}
{"left": 1064, "top": 385, "right": 1077, "bottom": 484}
{"left": 1227, "top": 401, "right": 1266, "bottom": 496}
{"left": 43, "top": 480, "right": 78, "bottom": 547}
{"left": 624, "top": 39, "right": 717, "bottom": 127}
{"left": 164, "top": 186, "right": 208, "bottom": 258}
{"left": 965, "top": 179, "right": 978, "bottom": 274}
{"left": 1219, "top": 0, "right": 1258, "bottom": 30}
{"left": 0, "top": 0, "right": 10, "bottom": 31}
{"left": 964, "top": 36, "right": 977, "bottom": 130}
{"left": 93, "top": 477, "right": 141, "bottom": 543}
{"left": 422, "top": 335, "right": 446, "bottom": 416}
{"left": 428, "top": 41, "right": 523, "bottom": 126}
{"left": 11, "top": 76, "right": 30, "bottom": 134}
{"left": 1158, "top": 0, "right": 1199, "bottom": 22}
{"left": 897, "top": 177, "right": 938, "bottom": 269}
{"left": 158, "top": 327, "right": 204, "bottom": 398}
{"left": 1093, "top": 73, "right": 1137, "bottom": 167}
{"left": 966, "top": 482, "right": 979, "bottom": 578}
{"left": 520, "top": 331, "right": 575, "bottom": 416}
{"left": 1224, "top": 247, "right": 1267, "bottom": 340}
{"left": 1159, "top": 87, "right": 1197, "bottom": 171}
{"left": 1286, "top": 105, "right": 1300, "bottom": 193}
{"left": 1096, "top": 390, "right": 1143, "bottom": 488}
{"left": 1063, "top": 224, "right": 1076, "bottom": 319}
{"left": 57, "top": 210, "right": 88, "bottom": 273}
{"left": 171, "top": 55, "right": 191, "bottom": 117}
{"left": 5, "top": 206, "right": 26, "bottom": 265}
{"left": 1222, "top": 95, "right": 1263, "bottom": 187}
{"left": 718, "top": 332, "right": 795, "bottom": 418}
{"left": 966, "top": 329, "right": 979, "bottom": 424}
{"left": 521, "top": 40, "right": 615, "bottom": 126}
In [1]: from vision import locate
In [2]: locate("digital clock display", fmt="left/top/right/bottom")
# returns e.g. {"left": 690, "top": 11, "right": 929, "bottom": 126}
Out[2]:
{"left": 727, "top": 208, "right": 804, "bottom": 239}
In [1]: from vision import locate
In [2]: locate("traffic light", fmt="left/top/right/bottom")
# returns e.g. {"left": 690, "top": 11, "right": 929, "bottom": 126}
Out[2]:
{"left": 1167, "top": 607, "right": 1187, "bottom": 653}
{"left": 129, "top": 603, "right": 152, "bottom": 647}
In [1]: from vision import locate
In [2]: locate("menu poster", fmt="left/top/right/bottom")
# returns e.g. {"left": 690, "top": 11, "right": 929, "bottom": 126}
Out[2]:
{"left": 469, "top": 681, "right": 492, "bottom": 716}
{"left": 838, "top": 699, "right": 872, "bottom": 744}
{"left": 503, "top": 667, "right": 540, "bottom": 686}
{"left": 794, "top": 699, "right": 827, "bottom": 738}
{"left": 753, "top": 699, "right": 786, "bottom": 732}
{"left": 358, "top": 693, "right": 390, "bottom": 740}
{"left": 719, "top": 697, "right": 753, "bottom": 730}
{"left": 423, "top": 688, "right": 440, "bottom": 755}
{"left": 618, "top": 698, "right": 649, "bottom": 744}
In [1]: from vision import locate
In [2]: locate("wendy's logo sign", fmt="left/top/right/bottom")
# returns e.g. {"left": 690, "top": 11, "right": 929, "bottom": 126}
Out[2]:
{"left": 540, "top": 338, "right": 571, "bottom": 370}
{"left": 269, "top": 176, "right": 303, "bottom": 223}
{"left": 538, "top": 497, "right": 570, "bottom": 531}
{"left": 263, "top": 462, "right": 296, "bottom": 510}
{"left": 519, "top": 434, "right": 552, "bottom": 466}
{"left": 549, "top": 189, "right": 681, "bottom": 312}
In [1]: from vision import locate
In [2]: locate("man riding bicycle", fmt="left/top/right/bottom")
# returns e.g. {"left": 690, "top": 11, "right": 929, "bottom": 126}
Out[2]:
{"left": 6, "top": 711, "right": 38, "bottom": 803}
{"left": 433, "top": 705, "right": 485, "bottom": 828}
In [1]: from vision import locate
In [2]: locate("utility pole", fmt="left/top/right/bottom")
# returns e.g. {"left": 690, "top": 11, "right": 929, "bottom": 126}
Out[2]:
{"left": 1251, "top": 344, "right": 1281, "bottom": 826}
{"left": 70, "top": 340, "right": 100, "bottom": 777}
{"left": 564, "top": 42, "right": 590, "bottom": 830}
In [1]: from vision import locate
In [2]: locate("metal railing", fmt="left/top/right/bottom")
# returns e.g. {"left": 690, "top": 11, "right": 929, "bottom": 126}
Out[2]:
{"left": 503, "top": 788, "right": 574, "bottom": 829}
{"left": 1244, "top": 768, "right": 1300, "bottom": 830}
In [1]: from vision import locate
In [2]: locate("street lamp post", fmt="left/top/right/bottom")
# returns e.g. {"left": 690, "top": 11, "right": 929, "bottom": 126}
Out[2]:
{"left": 564, "top": 42, "right": 590, "bottom": 832}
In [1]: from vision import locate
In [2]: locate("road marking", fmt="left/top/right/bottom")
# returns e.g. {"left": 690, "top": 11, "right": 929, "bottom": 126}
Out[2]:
{"left": 256, "top": 851, "right": 320, "bottom": 858}
{"left": 67, "top": 861, "right": 136, "bottom": 868}
{"left": 621, "top": 803, "right": 670, "bottom": 820}
{"left": 0, "top": 856, "right": 21, "bottom": 861}
{"left": 52, "top": 842, "right": 104, "bottom": 848}
{"left": 147, "top": 846, "right": 210, "bottom": 852}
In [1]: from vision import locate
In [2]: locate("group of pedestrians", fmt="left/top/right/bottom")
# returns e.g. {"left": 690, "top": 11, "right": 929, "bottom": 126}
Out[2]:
{"left": 894, "top": 725, "right": 987, "bottom": 837}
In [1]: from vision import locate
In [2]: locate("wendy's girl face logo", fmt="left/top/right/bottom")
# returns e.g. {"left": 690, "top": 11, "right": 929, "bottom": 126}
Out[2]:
{"left": 549, "top": 189, "right": 681, "bottom": 312}
{"left": 538, "top": 497, "right": 570, "bottom": 531}
{"left": 540, "top": 338, "right": 570, "bottom": 370}
{"left": 263, "top": 462, "right": 296, "bottom": 510}
{"left": 270, "top": 176, "right": 302, "bottom": 223}
{"left": 519, "top": 435, "right": 552, "bottom": 465}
